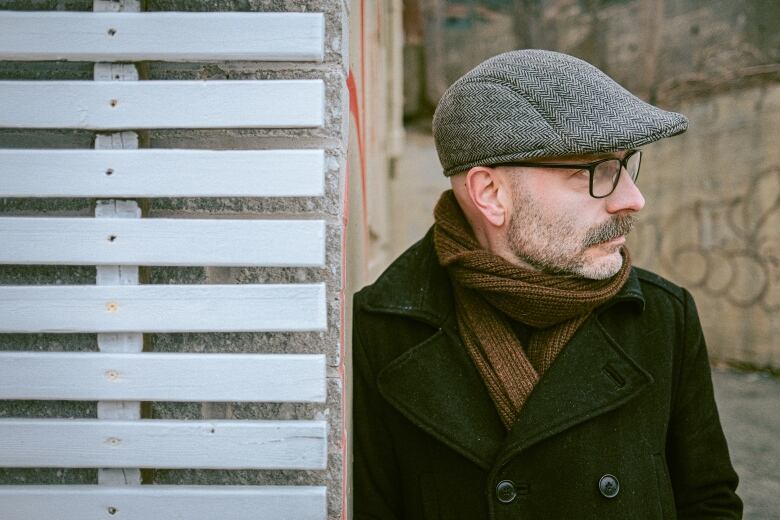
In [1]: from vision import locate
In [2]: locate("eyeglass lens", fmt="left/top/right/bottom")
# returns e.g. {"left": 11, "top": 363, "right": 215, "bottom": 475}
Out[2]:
{"left": 591, "top": 151, "right": 641, "bottom": 197}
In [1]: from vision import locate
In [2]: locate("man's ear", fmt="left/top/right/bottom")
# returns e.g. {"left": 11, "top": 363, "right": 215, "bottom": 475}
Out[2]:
{"left": 465, "top": 166, "right": 509, "bottom": 227}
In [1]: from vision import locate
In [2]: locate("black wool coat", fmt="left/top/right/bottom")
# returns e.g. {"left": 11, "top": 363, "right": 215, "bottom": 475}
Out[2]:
{"left": 353, "top": 230, "right": 742, "bottom": 519}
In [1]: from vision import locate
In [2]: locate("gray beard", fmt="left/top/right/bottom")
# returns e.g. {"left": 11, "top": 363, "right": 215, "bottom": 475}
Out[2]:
{"left": 507, "top": 212, "right": 636, "bottom": 278}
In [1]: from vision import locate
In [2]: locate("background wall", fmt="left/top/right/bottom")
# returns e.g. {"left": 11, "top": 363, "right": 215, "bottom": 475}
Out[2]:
{"left": 397, "top": 0, "right": 780, "bottom": 371}
{"left": 344, "top": 0, "right": 405, "bottom": 516}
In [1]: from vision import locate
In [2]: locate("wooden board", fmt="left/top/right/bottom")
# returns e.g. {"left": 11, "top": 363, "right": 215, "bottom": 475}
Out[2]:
{"left": 0, "top": 284, "right": 327, "bottom": 333}
{"left": 0, "top": 149, "right": 325, "bottom": 197}
{"left": 0, "top": 485, "right": 326, "bottom": 520}
{"left": 0, "top": 352, "right": 326, "bottom": 402}
{"left": 0, "top": 80, "right": 324, "bottom": 129}
{"left": 0, "top": 217, "right": 326, "bottom": 266}
{"left": 0, "top": 419, "right": 327, "bottom": 469}
{"left": 0, "top": 11, "right": 324, "bottom": 62}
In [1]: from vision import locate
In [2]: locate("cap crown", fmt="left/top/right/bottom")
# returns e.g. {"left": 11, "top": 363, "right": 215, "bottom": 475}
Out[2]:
{"left": 433, "top": 49, "right": 688, "bottom": 176}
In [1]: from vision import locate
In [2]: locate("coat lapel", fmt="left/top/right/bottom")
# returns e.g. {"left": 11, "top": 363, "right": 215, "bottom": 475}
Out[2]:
{"left": 495, "top": 312, "right": 654, "bottom": 465}
{"left": 376, "top": 311, "right": 506, "bottom": 470}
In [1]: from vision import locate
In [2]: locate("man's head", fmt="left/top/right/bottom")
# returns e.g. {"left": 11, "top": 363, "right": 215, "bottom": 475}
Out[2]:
{"left": 434, "top": 50, "right": 687, "bottom": 279}
{"left": 450, "top": 149, "right": 644, "bottom": 279}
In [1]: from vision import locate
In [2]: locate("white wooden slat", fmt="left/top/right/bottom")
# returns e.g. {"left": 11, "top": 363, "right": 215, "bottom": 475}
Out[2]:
{"left": 0, "top": 352, "right": 326, "bottom": 402}
{"left": 0, "top": 419, "right": 327, "bottom": 469}
{"left": 0, "top": 217, "right": 326, "bottom": 266}
{"left": 0, "top": 80, "right": 324, "bottom": 129}
{"left": 0, "top": 485, "right": 326, "bottom": 520}
{"left": 0, "top": 284, "right": 326, "bottom": 333}
{"left": 0, "top": 11, "right": 324, "bottom": 62}
{"left": 0, "top": 149, "right": 325, "bottom": 197}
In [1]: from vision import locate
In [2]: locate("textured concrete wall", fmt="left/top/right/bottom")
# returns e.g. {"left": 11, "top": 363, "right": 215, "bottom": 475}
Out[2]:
{"left": 632, "top": 82, "right": 780, "bottom": 370}
{"left": 0, "top": 0, "right": 351, "bottom": 517}
{"left": 403, "top": 0, "right": 519, "bottom": 120}
{"left": 346, "top": 0, "right": 405, "bottom": 284}
{"left": 398, "top": 0, "right": 780, "bottom": 370}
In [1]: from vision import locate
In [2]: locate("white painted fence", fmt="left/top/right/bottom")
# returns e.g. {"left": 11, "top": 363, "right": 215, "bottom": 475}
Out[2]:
{"left": 0, "top": 419, "right": 327, "bottom": 469}
{"left": 0, "top": 149, "right": 325, "bottom": 197}
{"left": 0, "top": 486, "right": 326, "bottom": 520}
{"left": 0, "top": 6, "right": 331, "bottom": 520}
{"left": 0, "top": 352, "right": 326, "bottom": 402}
{"left": 0, "top": 80, "right": 325, "bottom": 129}
{"left": 0, "top": 218, "right": 325, "bottom": 266}
{"left": 0, "top": 284, "right": 327, "bottom": 332}
{"left": 0, "top": 11, "right": 325, "bottom": 62}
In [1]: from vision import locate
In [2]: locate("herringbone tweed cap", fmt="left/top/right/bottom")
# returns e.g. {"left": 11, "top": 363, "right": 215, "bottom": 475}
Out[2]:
{"left": 433, "top": 49, "right": 688, "bottom": 176}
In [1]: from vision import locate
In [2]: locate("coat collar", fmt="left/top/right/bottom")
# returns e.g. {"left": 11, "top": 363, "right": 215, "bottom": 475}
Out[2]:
{"left": 361, "top": 228, "right": 456, "bottom": 327}
{"left": 366, "top": 229, "right": 652, "bottom": 470}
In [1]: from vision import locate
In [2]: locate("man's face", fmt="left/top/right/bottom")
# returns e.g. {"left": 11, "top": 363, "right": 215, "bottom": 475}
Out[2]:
{"left": 503, "top": 151, "right": 645, "bottom": 279}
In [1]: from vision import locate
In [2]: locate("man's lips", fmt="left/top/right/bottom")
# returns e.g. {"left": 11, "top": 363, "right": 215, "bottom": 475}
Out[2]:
{"left": 592, "top": 235, "right": 625, "bottom": 247}
{"left": 603, "top": 235, "right": 625, "bottom": 246}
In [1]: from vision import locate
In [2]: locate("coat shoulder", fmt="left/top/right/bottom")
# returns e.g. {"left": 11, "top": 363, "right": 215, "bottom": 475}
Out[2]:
{"left": 354, "top": 232, "right": 433, "bottom": 308}
{"left": 353, "top": 229, "right": 452, "bottom": 326}
{"left": 633, "top": 266, "right": 687, "bottom": 306}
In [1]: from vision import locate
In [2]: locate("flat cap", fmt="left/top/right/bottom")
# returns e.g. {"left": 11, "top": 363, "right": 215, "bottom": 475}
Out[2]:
{"left": 433, "top": 49, "right": 688, "bottom": 176}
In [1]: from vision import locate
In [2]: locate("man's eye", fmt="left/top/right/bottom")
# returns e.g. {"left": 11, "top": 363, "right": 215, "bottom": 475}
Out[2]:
{"left": 570, "top": 169, "right": 589, "bottom": 179}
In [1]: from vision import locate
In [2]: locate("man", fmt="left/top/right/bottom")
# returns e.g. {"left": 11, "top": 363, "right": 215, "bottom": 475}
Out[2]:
{"left": 353, "top": 50, "right": 742, "bottom": 519}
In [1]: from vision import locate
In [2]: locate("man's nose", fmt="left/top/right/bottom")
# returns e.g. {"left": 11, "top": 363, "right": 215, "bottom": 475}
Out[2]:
{"left": 605, "top": 168, "right": 645, "bottom": 213}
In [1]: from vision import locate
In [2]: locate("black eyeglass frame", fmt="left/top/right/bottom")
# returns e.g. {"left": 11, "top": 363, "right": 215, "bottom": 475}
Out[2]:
{"left": 491, "top": 149, "right": 642, "bottom": 199}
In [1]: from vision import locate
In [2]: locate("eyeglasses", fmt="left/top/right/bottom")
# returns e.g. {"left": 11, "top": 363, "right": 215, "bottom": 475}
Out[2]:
{"left": 493, "top": 149, "right": 642, "bottom": 199}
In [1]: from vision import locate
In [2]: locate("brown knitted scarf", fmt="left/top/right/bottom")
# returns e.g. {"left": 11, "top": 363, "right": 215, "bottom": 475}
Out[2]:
{"left": 433, "top": 190, "right": 631, "bottom": 428}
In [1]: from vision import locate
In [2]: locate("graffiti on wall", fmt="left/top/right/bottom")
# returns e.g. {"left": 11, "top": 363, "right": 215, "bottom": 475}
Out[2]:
{"left": 633, "top": 166, "right": 780, "bottom": 312}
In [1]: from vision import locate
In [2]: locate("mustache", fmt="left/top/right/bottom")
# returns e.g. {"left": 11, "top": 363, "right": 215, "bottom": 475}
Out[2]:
{"left": 583, "top": 214, "right": 637, "bottom": 247}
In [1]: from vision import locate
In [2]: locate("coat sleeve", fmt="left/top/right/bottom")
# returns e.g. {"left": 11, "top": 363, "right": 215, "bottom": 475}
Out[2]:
{"left": 352, "top": 304, "right": 403, "bottom": 520}
{"left": 667, "top": 289, "right": 743, "bottom": 518}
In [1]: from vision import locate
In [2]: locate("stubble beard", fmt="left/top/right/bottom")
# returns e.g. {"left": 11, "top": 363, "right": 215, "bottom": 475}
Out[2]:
{"left": 506, "top": 191, "right": 636, "bottom": 280}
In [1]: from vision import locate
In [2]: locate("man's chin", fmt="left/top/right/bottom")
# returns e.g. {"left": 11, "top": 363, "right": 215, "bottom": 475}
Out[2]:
{"left": 578, "top": 249, "right": 624, "bottom": 280}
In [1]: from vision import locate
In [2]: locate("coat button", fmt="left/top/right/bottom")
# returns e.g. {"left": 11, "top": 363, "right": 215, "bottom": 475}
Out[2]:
{"left": 598, "top": 474, "right": 620, "bottom": 498}
{"left": 496, "top": 480, "right": 517, "bottom": 503}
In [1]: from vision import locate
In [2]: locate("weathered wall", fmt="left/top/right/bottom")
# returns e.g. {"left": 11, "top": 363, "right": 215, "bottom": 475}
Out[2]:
{"left": 344, "top": 0, "right": 405, "bottom": 517}
{"left": 399, "top": 0, "right": 780, "bottom": 370}
{"left": 632, "top": 81, "right": 780, "bottom": 369}
{"left": 347, "top": 0, "right": 405, "bottom": 286}
{"left": 0, "top": 0, "right": 351, "bottom": 517}
{"left": 404, "top": 0, "right": 519, "bottom": 120}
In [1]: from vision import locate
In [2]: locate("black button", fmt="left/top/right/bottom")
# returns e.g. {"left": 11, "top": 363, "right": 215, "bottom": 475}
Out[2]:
{"left": 598, "top": 474, "right": 620, "bottom": 498}
{"left": 496, "top": 480, "right": 517, "bottom": 503}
